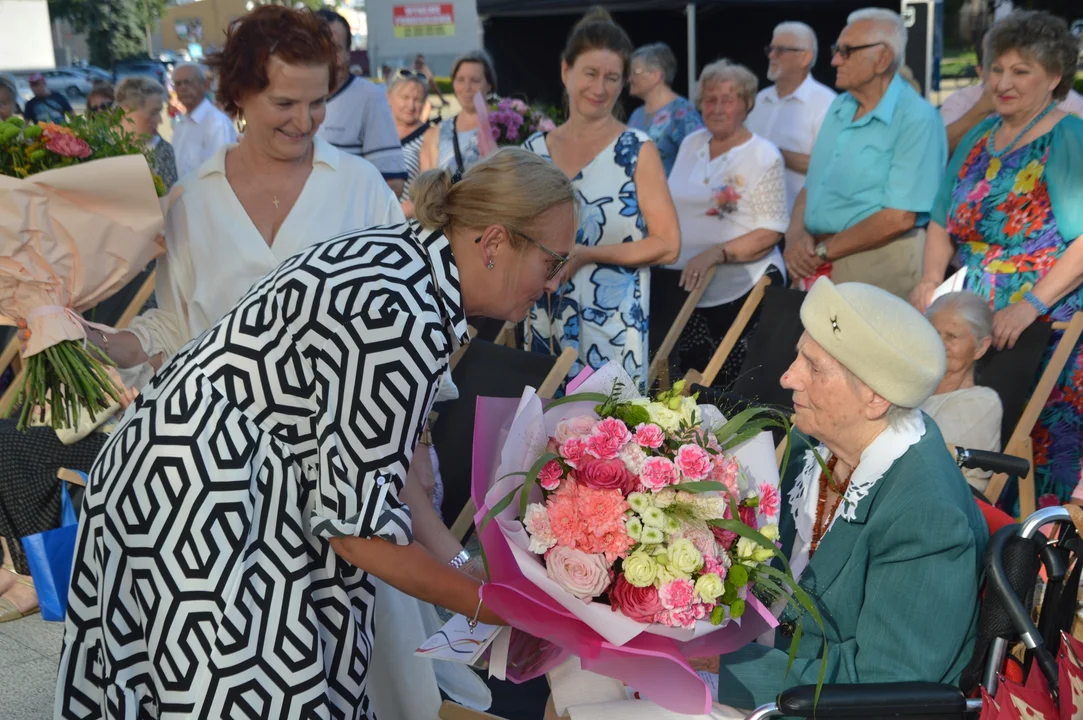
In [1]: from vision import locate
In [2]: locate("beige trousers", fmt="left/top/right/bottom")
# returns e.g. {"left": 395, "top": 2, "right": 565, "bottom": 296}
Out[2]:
{"left": 830, "top": 227, "right": 926, "bottom": 299}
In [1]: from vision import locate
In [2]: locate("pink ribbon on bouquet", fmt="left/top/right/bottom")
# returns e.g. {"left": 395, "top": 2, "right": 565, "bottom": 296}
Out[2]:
{"left": 474, "top": 92, "right": 498, "bottom": 158}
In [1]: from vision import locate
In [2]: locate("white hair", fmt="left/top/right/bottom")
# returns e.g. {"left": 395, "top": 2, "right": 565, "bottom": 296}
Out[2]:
{"left": 773, "top": 21, "right": 819, "bottom": 67}
{"left": 174, "top": 62, "right": 209, "bottom": 83}
{"left": 926, "top": 291, "right": 994, "bottom": 343}
{"left": 847, "top": 7, "right": 907, "bottom": 71}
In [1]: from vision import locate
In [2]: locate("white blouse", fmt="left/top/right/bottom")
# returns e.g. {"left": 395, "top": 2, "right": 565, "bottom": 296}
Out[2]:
{"left": 665, "top": 129, "right": 789, "bottom": 307}
{"left": 128, "top": 137, "right": 404, "bottom": 370}
{"left": 920, "top": 386, "right": 1003, "bottom": 492}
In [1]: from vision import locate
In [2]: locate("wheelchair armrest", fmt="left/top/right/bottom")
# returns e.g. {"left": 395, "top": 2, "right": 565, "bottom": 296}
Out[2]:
{"left": 777, "top": 682, "right": 969, "bottom": 717}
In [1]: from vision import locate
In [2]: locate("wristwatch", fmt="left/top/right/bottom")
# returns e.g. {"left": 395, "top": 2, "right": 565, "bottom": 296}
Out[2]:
{"left": 813, "top": 242, "right": 830, "bottom": 262}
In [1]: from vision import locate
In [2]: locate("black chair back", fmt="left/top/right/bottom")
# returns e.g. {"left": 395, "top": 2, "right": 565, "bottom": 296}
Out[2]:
{"left": 432, "top": 341, "right": 558, "bottom": 526}
{"left": 974, "top": 320, "right": 1054, "bottom": 445}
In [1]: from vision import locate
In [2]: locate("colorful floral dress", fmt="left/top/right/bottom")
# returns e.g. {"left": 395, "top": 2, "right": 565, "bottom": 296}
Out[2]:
{"left": 944, "top": 128, "right": 1083, "bottom": 504}
{"left": 523, "top": 130, "right": 651, "bottom": 392}
{"left": 628, "top": 97, "right": 703, "bottom": 176}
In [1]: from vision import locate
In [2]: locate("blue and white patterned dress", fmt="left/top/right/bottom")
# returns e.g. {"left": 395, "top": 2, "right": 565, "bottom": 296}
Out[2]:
{"left": 523, "top": 129, "right": 651, "bottom": 391}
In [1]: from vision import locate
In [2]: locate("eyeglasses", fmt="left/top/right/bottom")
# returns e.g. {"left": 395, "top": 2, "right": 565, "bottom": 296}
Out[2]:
{"left": 475, "top": 229, "right": 571, "bottom": 281}
{"left": 830, "top": 42, "right": 886, "bottom": 60}
{"left": 764, "top": 45, "right": 808, "bottom": 57}
{"left": 88, "top": 102, "right": 113, "bottom": 113}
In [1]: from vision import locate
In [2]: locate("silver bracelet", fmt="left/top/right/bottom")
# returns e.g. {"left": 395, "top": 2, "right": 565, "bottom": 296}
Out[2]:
{"left": 468, "top": 595, "right": 484, "bottom": 632}
{"left": 448, "top": 549, "right": 471, "bottom": 570}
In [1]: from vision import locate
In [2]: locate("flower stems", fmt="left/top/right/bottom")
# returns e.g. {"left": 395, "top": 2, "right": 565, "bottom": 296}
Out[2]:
{"left": 7, "top": 339, "right": 121, "bottom": 431}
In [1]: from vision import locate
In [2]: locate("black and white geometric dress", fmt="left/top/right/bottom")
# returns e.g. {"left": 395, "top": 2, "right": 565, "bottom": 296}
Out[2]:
{"left": 55, "top": 222, "right": 469, "bottom": 720}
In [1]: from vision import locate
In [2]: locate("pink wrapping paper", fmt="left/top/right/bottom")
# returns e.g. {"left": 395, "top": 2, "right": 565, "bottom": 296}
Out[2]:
{"left": 472, "top": 396, "right": 778, "bottom": 715}
{"left": 0, "top": 154, "right": 168, "bottom": 356}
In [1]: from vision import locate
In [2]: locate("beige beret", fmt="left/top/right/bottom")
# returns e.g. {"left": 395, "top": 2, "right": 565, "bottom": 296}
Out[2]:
{"left": 800, "top": 278, "right": 946, "bottom": 408}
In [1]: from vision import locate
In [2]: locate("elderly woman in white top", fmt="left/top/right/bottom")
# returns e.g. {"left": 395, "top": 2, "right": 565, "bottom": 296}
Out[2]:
{"left": 67, "top": 7, "right": 486, "bottom": 718}
{"left": 650, "top": 59, "right": 789, "bottom": 384}
{"left": 920, "top": 291, "right": 1004, "bottom": 492}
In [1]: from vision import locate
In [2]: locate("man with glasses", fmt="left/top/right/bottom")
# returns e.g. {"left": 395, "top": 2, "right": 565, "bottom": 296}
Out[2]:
{"left": 746, "top": 22, "right": 836, "bottom": 211}
{"left": 172, "top": 63, "right": 238, "bottom": 180}
{"left": 316, "top": 9, "right": 407, "bottom": 197}
{"left": 783, "top": 8, "right": 947, "bottom": 299}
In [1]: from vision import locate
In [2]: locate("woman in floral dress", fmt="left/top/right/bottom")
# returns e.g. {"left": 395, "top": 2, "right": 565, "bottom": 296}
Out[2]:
{"left": 523, "top": 10, "right": 680, "bottom": 392}
{"left": 627, "top": 42, "right": 703, "bottom": 176}
{"left": 913, "top": 11, "right": 1083, "bottom": 505}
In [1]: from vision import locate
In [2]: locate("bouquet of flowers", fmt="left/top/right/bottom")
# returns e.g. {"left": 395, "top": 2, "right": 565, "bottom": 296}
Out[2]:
{"left": 485, "top": 97, "right": 557, "bottom": 147}
{"left": 472, "top": 363, "right": 824, "bottom": 715}
{"left": 0, "top": 112, "right": 169, "bottom": 430}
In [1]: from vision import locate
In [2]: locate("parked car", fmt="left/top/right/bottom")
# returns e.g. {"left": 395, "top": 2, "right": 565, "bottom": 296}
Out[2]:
{"left": 68, "top": 64, "right": 114, "bottom": 85}
{"left": 113, "top": 60, "right": 169, "bottom": 86}
{"left": 9, "top": 68, "right": 94, "bottom": 98}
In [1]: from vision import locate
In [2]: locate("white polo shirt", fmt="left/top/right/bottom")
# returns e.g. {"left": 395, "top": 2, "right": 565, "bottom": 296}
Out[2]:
{"left": 316, "top": 75, "right": 407, "bottom": 182}
{"left": 745, "top": 74, "right": 837, "bottom": 211}
{"left": 172, "top": 98, "right": 238, "bottom": 181}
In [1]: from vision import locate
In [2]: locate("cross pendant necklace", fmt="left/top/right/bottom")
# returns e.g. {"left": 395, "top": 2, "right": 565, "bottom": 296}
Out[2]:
{"left": 272, "top": 196, "right": 280, "bottom": 209}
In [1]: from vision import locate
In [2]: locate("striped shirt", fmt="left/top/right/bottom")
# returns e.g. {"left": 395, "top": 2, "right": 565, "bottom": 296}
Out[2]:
{"left": 400, "top": 121, "right": 431, "bottom": 196}
{"left": 317, "top": 76, "right": 407, "bottom": 181}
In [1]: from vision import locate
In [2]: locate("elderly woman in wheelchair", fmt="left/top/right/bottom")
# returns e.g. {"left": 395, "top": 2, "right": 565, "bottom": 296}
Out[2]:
{"left": 706, "top": 278, "right": 990, "bottom": 717}
{"left": 920, "top": 291, "right": 1004, "bottom": 493}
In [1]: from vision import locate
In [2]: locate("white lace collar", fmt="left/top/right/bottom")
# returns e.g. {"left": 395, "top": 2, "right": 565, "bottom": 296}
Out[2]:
{"left": 790, "top": 410, "right": 926, "bottom": 540}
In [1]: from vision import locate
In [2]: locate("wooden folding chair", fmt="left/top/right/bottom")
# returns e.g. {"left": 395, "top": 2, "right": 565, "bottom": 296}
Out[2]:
{"left": 985, "top": 313, "right": 1083, "bottom": 518}
{"left": 681, "top": 275, "right": 773, "bottom": 392}
{"left": 447, "top": 346, "right": 577, "bottom": 542}
{"left": 647, "top": 266, "right": 716, "bottom": 391}
{"left": 0, "top": 269, "right": 157, "bottom": 418}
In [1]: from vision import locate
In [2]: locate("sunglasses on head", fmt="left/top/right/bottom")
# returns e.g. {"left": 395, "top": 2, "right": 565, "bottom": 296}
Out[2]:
{"left": 475, "top": 228, "right": 570, "bottom": 281}
{"left": 393, "top": 68, "right": 428, "bottom": 82}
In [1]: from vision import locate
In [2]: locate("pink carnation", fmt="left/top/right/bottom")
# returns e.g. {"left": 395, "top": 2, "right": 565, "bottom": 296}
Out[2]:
{"left": 559, "top": 436, "right": 589, "bottom": 468}
{"left": 675, "top": 444, "right": 712, "bottom": 481}
{"left": 640, "top": 456, "right": 679, "bottom": 492}
{"left": 545, "top": 481, "right": 634, "bottom": 562}
{"left": 709, "top": 455, "right": 740, "bottom": 498}
{"left": 634, "top": 423, "right": 665, "bottom": 449}
{"left": 659, "top": 578, "right": 696, "bottom": 611}
{"left": 758, "top": 483, "right": 781, "bottom": 519}
{"left": 703, "top": 554, "right": 728, "bottom": 580}
{"left": 538, "top": 459, "right": 564, "bottom": 491}
{"left": 554, "top": 416, "right": 597, "bottom": 444}
{"left": 587, "top": 417, "right": 632, "bottom": 460}
{"left": 46, "top": 133, "right": 91, "bottom": 159}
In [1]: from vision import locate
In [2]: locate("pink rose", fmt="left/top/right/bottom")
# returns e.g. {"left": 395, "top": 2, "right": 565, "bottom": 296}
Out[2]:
{"left": 610, "top": 575, "right": 664, "bottom": 623}
{"left": 758, "top": 483, "right": 781, "bottom": 519}
{"left": 640, "top": 456, "right": 679, "bottom": 492}
{"left": 46, "top": 133, "right": 91, "bottom": 159}
{"left": 634, "top": 423, "right": 665, "bottom": 450}
{"left": 675, "top": 444, "right": 713, "bottom": 481}
{"left": 738, "top": 504, "right": 758, "bottom": 530}
{"left": 587, "top": 417, "right": 633, "bottom": 460}
{"left": 538, "top": 459, "right": 564, "bottom": 491}
{"left": 554, "top": 416, "right": 596, "bottom": 445}
{"left": 546, "top": 546, "right": 612, "bottom": 601}
{"left": 578, "top": 457, "right": 635, "bottom": 494}
{"left": 559, "top": 436, "right": 589, "bottom": 468}
{"left": 711, "top": 503, "right": 738, "bottom": 550}
{"left": 658, "top": 578, "right": 696, "bottom": 611}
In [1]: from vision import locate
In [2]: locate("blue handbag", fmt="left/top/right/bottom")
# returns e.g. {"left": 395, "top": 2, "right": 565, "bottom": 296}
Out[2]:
{"left": 22, "top": 475, "right": 81, "bottom": 622}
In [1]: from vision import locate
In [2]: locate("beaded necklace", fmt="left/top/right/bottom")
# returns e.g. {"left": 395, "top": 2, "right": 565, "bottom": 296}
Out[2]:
{"left": 810, "top": 456, "right": 854, "bottom": 557}
{"left": 987, "top": 101, "right": 1056, "bottom": 159}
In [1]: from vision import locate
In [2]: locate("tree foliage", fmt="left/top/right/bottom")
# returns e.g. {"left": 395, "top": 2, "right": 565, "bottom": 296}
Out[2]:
{"left": 49, "top": 0, "right": 148, "bottom": 67}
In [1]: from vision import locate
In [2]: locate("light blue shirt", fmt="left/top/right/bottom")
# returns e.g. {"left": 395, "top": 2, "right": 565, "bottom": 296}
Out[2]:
{"left": 804, "top": 74, "right": 947, "bottom": 235}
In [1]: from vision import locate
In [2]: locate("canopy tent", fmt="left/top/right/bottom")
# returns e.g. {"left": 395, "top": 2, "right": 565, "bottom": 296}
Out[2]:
{"left": 479, "top": 0, "right": 900, "bottom": 109}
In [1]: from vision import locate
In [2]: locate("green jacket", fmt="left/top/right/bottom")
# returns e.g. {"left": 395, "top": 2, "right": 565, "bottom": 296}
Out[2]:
{"left": 717, "top": 416, "right": 988, "bottom": 709}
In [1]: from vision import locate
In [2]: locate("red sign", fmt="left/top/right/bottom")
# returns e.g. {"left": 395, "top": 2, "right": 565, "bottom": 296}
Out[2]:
{"left": 392, "top": 4, "right": 455, "bottom": 37}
